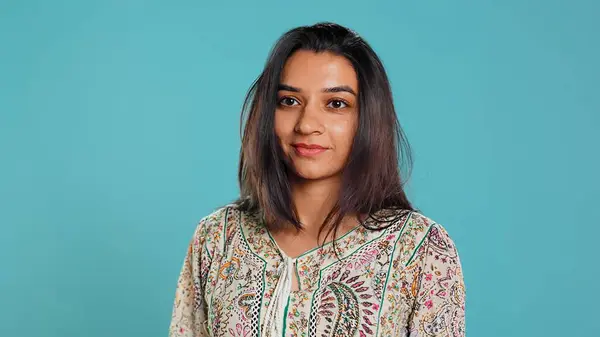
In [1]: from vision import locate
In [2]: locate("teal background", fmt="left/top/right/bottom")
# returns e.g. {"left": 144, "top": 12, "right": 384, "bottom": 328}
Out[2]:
{"left": 1, "top": 1, "right": 598, "bottom": 336}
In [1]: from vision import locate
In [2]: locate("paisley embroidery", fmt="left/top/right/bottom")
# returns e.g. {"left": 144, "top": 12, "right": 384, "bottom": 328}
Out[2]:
{"left": 168, "top": 206, "right": 466, "bottom": 337}
{"left": 320, "top": 282, "right": 360, "bottom": 336}
{"left": 236, "top": 292, "right": 255, "bottom": 320}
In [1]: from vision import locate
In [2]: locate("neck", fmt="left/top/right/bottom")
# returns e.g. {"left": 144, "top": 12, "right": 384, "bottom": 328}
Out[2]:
{"left": 289, "top": 175, "right": 356, "bottom": 238}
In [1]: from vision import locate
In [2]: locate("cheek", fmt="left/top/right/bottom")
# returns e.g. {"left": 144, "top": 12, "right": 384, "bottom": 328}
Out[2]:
{"left": 329, "top": 119, "right": 357, "bottom": 151}
{"left": 274, "top": 111, "right": 288, "bottom": 137}
{"left": 274, "top": 111, "right": 295, "bottom": 146}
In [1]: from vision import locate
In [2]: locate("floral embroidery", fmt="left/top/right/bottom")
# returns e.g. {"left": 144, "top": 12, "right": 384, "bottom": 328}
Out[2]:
{"left": 169, "top": 205, "right": 466, "bottom": 337}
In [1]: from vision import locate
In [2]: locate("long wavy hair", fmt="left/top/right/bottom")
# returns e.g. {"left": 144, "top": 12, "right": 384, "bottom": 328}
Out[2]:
{"left": 236, "top": 22, "right": 416, "bottom": 245}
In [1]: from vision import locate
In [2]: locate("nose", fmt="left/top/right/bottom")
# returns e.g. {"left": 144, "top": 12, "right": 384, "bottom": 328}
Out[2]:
{"left": 294, "top": 100, "right": 324, "bottom": 135}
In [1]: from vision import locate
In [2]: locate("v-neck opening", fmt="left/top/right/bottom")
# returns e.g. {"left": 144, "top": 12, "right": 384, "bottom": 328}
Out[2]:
{"left": 264, "top": 222, "right": 363, "bottom": 261}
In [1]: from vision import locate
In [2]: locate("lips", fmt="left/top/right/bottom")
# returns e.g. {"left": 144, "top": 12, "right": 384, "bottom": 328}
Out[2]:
{"left": 292, "top": 143, "right": 328, "bottom": 156}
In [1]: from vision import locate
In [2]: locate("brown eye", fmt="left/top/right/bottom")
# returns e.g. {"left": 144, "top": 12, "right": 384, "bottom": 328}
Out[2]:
{"left": 279, "top": 97, "right": 300, "bottom": 106}
{"left": 327, "top": 99, "right": 348, "bottom": 109}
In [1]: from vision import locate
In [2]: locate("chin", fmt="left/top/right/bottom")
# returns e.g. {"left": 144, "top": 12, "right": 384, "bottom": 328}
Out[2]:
{"left": 290, "top": 165, "right": 339, "bottom": 181}
{"left": 294, "top": 171, "right": 328, "bottom": 181}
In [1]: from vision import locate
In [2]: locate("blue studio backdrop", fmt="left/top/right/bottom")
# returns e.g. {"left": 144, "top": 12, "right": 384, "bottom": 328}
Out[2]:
{"left": 1, "top": 1, "right": 598, "bottom": 336}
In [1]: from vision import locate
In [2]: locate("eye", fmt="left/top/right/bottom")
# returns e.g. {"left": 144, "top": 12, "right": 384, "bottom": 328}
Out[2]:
{"left": 327, "top": 99, "right": 348, "bottom": 109}
{"left": 279, "top": 97, "right": 300, "bottom": 107}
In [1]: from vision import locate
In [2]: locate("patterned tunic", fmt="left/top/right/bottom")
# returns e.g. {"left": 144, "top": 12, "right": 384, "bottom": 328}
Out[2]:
{"left": 168, "top": 205, "right": 466, "bottom": 337}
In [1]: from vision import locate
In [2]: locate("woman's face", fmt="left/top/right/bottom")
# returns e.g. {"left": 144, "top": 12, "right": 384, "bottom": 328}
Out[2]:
{"left": 275, "top": 50, "right": 359, "bottom": 181}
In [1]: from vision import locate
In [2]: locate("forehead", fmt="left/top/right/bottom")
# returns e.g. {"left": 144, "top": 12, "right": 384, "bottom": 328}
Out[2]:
{"left": 280, "top": 50, "right": 358, "bottom": 91}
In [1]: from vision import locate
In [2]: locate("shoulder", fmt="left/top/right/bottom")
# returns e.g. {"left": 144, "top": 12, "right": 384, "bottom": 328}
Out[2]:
{"left": 384, "top": 210, "right": 461, "bottom": 267}
{"left": 191, "top": 203, "right": 241, "bottom": 256}
{"left": 192, "top": 203, "right": 260, "bottom": 254}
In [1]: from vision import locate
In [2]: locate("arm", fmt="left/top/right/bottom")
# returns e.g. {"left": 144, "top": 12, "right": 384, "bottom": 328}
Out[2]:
{"left": 169, "top": 220, "right": 210, "bottom": 337}
{"left": 407, "top": 224, "right": 466, "bottom": 337}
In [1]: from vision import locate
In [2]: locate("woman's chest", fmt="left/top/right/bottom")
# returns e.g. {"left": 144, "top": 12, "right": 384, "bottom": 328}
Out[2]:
{"left": 202, "top": 229, "right": 414, "bottom": 337}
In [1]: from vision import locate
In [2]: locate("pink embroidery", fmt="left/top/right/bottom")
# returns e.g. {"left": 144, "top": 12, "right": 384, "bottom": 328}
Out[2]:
{"left": 228, "top": 323, "right": 250, "bottom": 337}
{"left": 354, "top": 249, "right": 380, "bottom": 269}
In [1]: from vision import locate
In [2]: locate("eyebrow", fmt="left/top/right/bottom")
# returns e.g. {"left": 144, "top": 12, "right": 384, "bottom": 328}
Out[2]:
{"left": 278, "top": 84, "right": 357, "bottom": 96}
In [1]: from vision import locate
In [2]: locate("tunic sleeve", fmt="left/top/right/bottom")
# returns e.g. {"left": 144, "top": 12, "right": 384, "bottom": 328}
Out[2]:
{"left": 168, "top": 217, "right": 212, "bottom": 337}
{"left": 407, "top": 223, "right": 466, "bottom": 337}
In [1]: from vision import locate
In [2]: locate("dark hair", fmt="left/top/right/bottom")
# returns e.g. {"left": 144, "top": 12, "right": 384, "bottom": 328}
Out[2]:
{"left": 236, "top": 22, "right": 415, "bottom": 244}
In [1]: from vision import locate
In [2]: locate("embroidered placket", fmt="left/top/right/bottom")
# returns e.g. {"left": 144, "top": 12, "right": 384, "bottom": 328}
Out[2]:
{"left": 263, "top": 256, "right": 296, "bottom": 336}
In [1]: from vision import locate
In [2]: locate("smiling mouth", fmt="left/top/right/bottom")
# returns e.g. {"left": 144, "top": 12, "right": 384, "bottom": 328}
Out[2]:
{"left": 292, "top": 144, "right": 328, "bottom": 156}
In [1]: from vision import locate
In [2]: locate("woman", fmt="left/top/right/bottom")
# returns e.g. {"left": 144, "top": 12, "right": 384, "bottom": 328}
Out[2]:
{"left": 169, "top": 22, "right": 466, "bottom": 337}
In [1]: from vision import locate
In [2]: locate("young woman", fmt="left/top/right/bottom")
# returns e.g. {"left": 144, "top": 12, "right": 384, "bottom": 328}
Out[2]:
{"left": 169, "top": 22, "right": 466, "bottom": 337}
